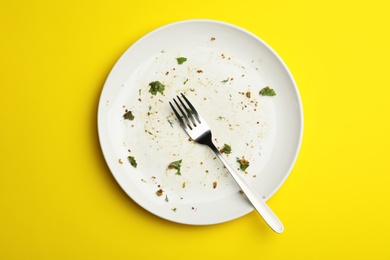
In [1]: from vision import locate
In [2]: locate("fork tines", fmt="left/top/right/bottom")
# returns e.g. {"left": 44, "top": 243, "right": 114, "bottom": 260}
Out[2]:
{"left": 169, "top": 93, "right": 200, "bottom": 130}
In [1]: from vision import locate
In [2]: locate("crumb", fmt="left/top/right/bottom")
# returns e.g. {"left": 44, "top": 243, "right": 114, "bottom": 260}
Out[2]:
{"left": 211, "top": 37, "right": 216, "bottom": 41}
{"left": 156, "top": 189, "right": 163, "bottom": 196}
{"left": 196, "top": 70, "right": 203, "bottom": 73}
{"left": 246, "top": 92, "right": 251, "bottom": 98}
{"left": 213, "top": 182, "right": 217, "bottom": 189}
{"left": 118, "top": 159, "right": 123, "bottom": 164}
{"left": 182, "top": 182, "right": 186, "bottom": 188}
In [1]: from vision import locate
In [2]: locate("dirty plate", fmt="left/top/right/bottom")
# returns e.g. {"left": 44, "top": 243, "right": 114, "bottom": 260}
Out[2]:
{"left": 97, "top": 20, "right": 303, "bottom": 225}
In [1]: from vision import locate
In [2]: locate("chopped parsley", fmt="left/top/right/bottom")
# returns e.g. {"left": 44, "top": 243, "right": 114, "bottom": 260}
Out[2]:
{"left": 148, "top": 81, "right": 165, "bottom": 95}
{"left": 123, "top": 110, "right": 134, "bottom": 120}
{"left": 221, "top": 78, "right": 229, "bottom": 84}
{"left": 236, "top": 157, "right": 250, "bottom": 171}
{"left": 128, "top": 156, "right": 137, "bottom": 168}
{"left": 220, "top": 144, "right": 232, "bottom": 154}
{"left": 167, "top": 119, "right": 173, "bottom": 128}
{"left": 183, "top": 79, "right": 189, "bottom": 85}
{"left": 259, "top": 86, "right": 276, "bottom": 96}
{"left": 168, "top": 159, "right": 182, "bottom": 175}
{"left": 176, "top": 57, "right": 187, "bottom": 65}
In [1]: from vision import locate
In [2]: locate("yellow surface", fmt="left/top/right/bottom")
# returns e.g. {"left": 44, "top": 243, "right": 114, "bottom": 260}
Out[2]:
{"left": 1, "top": 0, "right": 390, "bottom": 259}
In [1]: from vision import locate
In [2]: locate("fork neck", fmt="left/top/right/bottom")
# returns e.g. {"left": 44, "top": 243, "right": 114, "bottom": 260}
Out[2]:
{"left": 196, "top": 130, "right": 213, "bottom": 146}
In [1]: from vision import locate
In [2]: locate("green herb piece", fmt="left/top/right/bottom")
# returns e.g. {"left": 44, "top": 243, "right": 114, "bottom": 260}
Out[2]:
{"left": 148, "top": 81, "right": 165, "bottom": 95}
{"left": 123, "top": 110, "right": 134, "bottom": 120}
{"left": 236, "top": 157, "right": 249, "bottom": 171}
{"left": 176, "top": 57, "right": 187, "bottom": 65}
{"left": 128, "top": 156, "right": 137, "bottom": 168}
{"left": 220, "top": 144, "right": 232, "bottom": 154}
{"left": 259, "top": 86, "right": 276, "bottom": 96}
{"left": 165, "top": 195, "right": 169, "bottom": 202}
{"left": 221, "top": 78, "right": 229, "bottom": 84}
{"left": 168, "top": 159, "right": 182, "bottom": 175}
{"left": 183, "top": 79, "right": 189, "bottom": 85}
{"left": 167, "top": 119, "right": 173, "bottom": 128}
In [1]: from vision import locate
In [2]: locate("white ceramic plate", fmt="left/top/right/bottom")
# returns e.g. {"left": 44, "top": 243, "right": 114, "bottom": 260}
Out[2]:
{"left": 98, "top": 20, "right": 303, "bottom": 225}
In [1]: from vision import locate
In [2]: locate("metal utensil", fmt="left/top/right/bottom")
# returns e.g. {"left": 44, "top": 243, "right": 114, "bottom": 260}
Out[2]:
{"left": 169, "top": 93, "right": 284, "bottom": 233}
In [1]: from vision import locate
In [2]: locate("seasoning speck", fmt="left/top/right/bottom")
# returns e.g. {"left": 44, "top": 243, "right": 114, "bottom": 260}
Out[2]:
{"left": 156, "top": 189, "right": 163, "bottom": 196}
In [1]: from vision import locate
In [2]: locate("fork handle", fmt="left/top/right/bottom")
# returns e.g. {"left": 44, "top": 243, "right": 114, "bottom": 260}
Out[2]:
{"left": 209, "top": 143, "right": 284, "bottom": 233}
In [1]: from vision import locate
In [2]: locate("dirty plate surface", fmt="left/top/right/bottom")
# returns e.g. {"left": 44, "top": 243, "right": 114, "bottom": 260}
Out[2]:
{"left": 97, "top": 20, "right": 303, "bottom": 225}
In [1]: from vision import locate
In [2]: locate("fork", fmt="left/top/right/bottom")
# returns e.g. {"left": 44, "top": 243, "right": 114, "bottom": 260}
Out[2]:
{"left": 169, "top": 93, "right": 284, "bottom": 233}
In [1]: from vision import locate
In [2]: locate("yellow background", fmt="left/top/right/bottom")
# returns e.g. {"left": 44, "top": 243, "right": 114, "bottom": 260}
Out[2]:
{"left": 1, "top": 0, "right": 389, "bottom": 259}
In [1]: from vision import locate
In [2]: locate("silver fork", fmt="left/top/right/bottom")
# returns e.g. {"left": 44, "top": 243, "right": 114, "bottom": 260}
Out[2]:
{"left": 169, "top": 93, "right": 284, "bottom": 233}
